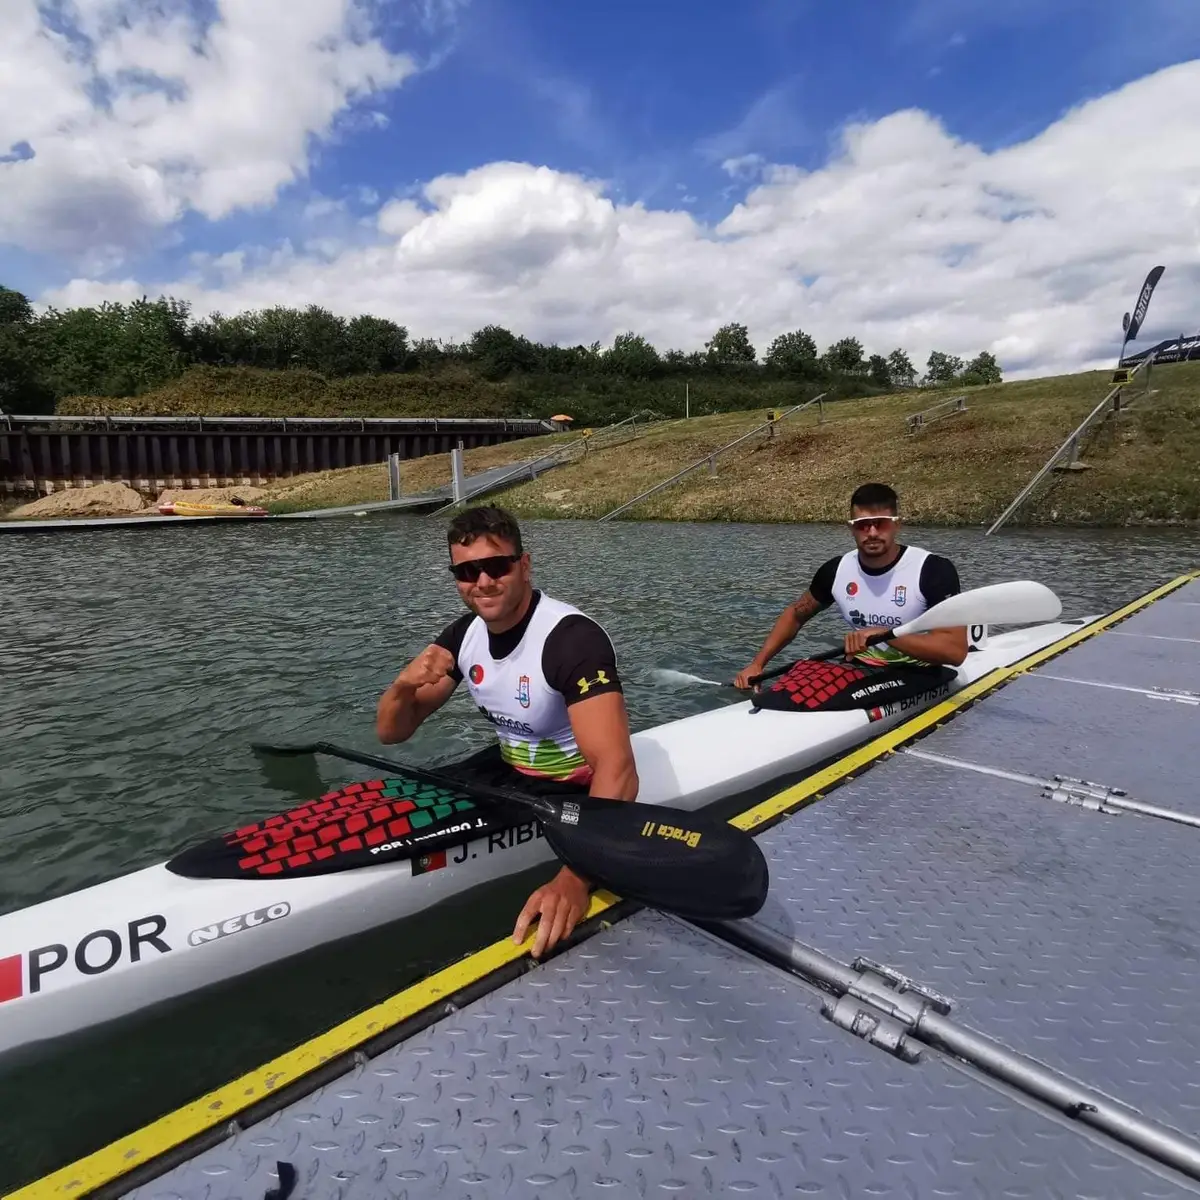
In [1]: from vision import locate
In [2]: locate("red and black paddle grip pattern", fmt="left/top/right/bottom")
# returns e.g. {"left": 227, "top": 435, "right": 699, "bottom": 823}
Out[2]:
{"left": 166, "top": 776, "right": 515, "bottom": 880}
{"left": 764, "top": 660, "right": 869, "bottom": 708}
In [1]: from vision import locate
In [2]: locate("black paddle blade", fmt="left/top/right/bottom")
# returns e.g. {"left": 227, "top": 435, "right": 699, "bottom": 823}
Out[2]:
{"left": 539, "top": 798, "right": 769, "bottom": 920}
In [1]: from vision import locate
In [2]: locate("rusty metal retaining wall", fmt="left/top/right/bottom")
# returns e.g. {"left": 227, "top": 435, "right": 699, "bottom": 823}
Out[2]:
{"left": 0, "top": 415, "right": 555, "bottom": 496}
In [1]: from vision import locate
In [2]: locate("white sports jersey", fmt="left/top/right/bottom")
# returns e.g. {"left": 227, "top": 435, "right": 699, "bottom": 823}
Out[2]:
{"left": 831, "top": 548, "right": 930, "bottom": 665}
{"left": 457, "top": 593, "right": 595, "bottom": 783}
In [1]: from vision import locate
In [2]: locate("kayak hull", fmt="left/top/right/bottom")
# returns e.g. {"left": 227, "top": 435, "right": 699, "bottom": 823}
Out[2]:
{"left": 0, "top": 619, "right": 1088, "bottom": 1059}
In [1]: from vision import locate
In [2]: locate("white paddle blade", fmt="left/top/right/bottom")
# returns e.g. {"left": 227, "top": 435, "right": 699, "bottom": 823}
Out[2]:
{"left": 898, "top": 581, "right": 1062, "bottom": 636}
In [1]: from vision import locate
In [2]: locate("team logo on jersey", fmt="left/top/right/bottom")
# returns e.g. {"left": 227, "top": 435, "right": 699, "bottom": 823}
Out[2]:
{"left": 893, "top": 584, "right": 907, "bottom": 607}
{"left": 515, "top": 675, "right": 531, "bottom": 707}
{"left": 576, "top": 670, "right": 610, "bottom": 696}
{"left": 846, "top": 581, "right": 859, "bottom": 596}
{"left": 469, "top": 664, "right": 484, "bottom": 685}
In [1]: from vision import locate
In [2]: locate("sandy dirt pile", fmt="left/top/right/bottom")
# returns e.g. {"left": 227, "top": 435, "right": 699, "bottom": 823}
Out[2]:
{"left": 8, "top": 483, "right": 147, "bottom": 519}
{"left": 6, "top": 483, "right": 271, "bottom": 520}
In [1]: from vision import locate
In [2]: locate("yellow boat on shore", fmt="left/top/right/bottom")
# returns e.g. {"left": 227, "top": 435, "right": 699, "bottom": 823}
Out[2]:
{"left": 157, "top": 500, "right": 268, "bottom": 518}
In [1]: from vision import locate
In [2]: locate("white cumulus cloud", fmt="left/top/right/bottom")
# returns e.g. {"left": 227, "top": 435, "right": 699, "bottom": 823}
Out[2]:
{"left": 0, "top": 0, "right": 417, "bottom": 268}
{"left": 24, "top": 52, "right": 1200, "bottom": 380}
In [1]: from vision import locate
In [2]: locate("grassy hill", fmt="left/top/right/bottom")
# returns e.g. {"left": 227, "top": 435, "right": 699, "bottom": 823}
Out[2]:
{"left": 489, "top": 361, "right": 1200, "bottom": 526}
{"left": 255, "top": 360, "right": 1200, "bottom": 527}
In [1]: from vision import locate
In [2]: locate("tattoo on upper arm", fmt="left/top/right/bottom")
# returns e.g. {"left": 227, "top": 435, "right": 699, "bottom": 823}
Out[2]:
{"left": 792, "top": 592, "right": 821, "bottom": 621}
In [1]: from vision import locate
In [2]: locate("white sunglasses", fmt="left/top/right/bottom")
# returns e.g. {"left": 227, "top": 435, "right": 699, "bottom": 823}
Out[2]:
{"left": 847, "top": 515, "right": 898, "bottom": 529}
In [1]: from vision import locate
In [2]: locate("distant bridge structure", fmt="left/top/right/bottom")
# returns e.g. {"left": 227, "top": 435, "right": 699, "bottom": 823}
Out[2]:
{"left": 0, "top": 413, "right": 559, "bottom": 496}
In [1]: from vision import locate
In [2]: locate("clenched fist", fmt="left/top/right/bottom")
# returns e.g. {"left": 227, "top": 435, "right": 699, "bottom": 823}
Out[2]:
{"left": 394, "top": 643, "right": 456, "bottom": 691}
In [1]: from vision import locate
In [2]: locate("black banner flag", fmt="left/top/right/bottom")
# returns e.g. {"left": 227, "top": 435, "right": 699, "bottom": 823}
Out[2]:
{"left": 1125, "top": 265, "right": 1165, "bottom": 342}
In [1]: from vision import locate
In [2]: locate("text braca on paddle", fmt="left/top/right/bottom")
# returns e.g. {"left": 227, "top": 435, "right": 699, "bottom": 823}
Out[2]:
{"left": 167, "top": 775, "right": 522, "bottom": 880}
{"left": 535, "top": 795, "right": 771, "bottom": 921}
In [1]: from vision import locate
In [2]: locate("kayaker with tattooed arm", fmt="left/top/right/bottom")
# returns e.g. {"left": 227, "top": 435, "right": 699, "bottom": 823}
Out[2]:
{"left": 377, "top": 505, "right": 638, "bottom": 960}
{"left": 734, "top": 482, "right": 968, "bottom": 689}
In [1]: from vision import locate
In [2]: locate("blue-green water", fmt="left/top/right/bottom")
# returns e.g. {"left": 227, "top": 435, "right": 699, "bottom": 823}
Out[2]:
{"left": 0, "top": 515, "right": 1196, "bottom": 1189}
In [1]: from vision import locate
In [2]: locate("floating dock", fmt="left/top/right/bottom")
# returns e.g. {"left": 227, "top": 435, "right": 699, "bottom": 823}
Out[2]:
{"left": 0, "top": 460, "right": 541, "bottom": 532}
{"left": 9, "top": 572, "right": 1200, "bottom": 1199}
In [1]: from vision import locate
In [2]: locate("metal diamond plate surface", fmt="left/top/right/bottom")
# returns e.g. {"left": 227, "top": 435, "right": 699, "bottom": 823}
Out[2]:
{"left": 1049, "top": 632, "right": 1200, "bottom": 694}
{"left": 1163, "top": 579, "right": 1200, "bottom": 604}
{"left": 754, "top": 752, "right": 1200, "bottom": 1139}
{"left": 125, "top": 913, "right": 1196, "bottom": 1200}
{"left": 1120, "top": 595, "right": 1200, "bottom": 642}
{"left": 929, "top": 671, "right": 1200, "bottom": 818}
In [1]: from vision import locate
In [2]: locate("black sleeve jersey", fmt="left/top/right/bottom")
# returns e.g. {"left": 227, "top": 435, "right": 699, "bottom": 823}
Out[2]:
{"left": 807, "top": 556, "right": 840, "bottom": 606}
{"left": 919, "top": 554, "right": 961, "bottom": 607}
{"left": 542, "top": 615, "right": 623, "bottom": 706}
{"left": 431, "top": 601, "right": 622, "bottom": 705}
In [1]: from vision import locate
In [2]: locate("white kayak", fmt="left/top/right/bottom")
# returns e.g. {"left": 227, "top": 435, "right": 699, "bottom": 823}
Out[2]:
{"left": 0, "top": 617, "right": 1086, "bottom": 1060}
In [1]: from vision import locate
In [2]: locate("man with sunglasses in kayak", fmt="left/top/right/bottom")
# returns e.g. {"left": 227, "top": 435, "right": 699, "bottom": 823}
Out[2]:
{"left": 376, "top": 504, "right": 637, "bottom": 960}
{"left": 733, "top": 482, "right": 968, "bottom": 689}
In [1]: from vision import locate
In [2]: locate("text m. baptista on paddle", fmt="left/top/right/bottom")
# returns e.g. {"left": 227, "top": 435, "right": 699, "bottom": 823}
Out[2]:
{"left": 188, "top": 902, "right": 291, "bottom": 947}
{"left": 642, "top": 821, "right": 702, "bottom": 849}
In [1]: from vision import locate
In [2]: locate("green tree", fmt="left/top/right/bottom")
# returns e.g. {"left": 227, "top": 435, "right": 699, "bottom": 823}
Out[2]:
{"left": 296, "top": 305, "right": 351, "bottom": 375}
{"left": 887, "top": 348, "right": 916, "bottom": 388}
{"left": 252, "top": 306, "right": 305, "bottom": 370}
{"left": 925, "top": 350, "right": 963, "bottom": 386}
{"left": 345, "top": 314, "right": 409, "bottom": 374}
{"left": 764, "top": 329, "right": 819, "bottom": 374}
{"left": 867, "top": 354, "right": 892, "bottom": 388}
{"left": 0, "top": 286, "right": 53, "bottom": 412}
{"left": 469, "top": 324, "right": 540, "bottom": 378}
{"left": 961, "top": 350, "right": 1002, "bottom": 385}
{"left": 705, "top": 322, "right": 756, "bottom": 366}
{"left": 0, "top": 284, "right": 33, "bottom": 326}
{"left": 604, "top": 331, "right": 661, "bottom": 379}
{"left": 824, "top": 336, "right": 865, "bottom": 375}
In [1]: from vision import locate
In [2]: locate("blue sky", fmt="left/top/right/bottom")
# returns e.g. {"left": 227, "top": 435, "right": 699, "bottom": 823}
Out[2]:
{"left": 309, "top": 0, "right": 1199, "bottom": 214}
{"left": 2, "top": 0, "right": 1198, "bottom": 375}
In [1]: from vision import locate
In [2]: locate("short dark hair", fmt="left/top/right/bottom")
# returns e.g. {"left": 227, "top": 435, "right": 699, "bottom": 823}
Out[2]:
{"left": 447, "top": 505, "right": 524, "bottom": 554}
{"left": 850, "top": 483, "right": 898, "bottom": 513}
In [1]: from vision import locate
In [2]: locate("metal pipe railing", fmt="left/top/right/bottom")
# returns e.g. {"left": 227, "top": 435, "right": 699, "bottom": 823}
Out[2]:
{"left": 597, "top": 393, "right": 826, "bottom": 522}
{"left": 703, "top": 918, "right": 1200, "bottom": 1183}
{"left": 427, "top": 411, "right": 662, "bottom": 516}
{"left": 985, "top": 358, "right": 1153, "bottom": 536}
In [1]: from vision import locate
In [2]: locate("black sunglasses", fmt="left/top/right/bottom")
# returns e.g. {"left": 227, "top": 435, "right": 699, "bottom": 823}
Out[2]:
{"left": 448, "top": 554, "right": 520, "bottom": 583}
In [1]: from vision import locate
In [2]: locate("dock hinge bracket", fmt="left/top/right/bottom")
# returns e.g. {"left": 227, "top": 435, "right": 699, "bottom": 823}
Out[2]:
{"left": 1044, "top": 775, "right": 1127, "bottom": 814}
{"left": 822, "top": 957, "right": 953, "bottom": 1063}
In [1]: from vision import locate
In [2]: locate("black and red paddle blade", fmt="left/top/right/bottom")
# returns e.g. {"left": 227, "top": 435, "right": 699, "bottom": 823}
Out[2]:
{"left": 166, "top": 776, "right": 518, "bottom": 879}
